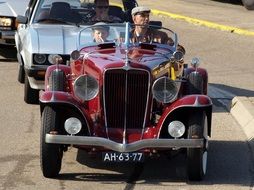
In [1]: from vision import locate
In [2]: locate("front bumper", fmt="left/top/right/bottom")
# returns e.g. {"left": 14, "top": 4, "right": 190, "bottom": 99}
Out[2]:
{"left": 46, "top": 134, "right": 204, "bottom": 152}
{"left": 25, "top": 66, "right": 47, "bottom": 90}
{"left": 25, "top": 66, "right": 47, "bottom": 80}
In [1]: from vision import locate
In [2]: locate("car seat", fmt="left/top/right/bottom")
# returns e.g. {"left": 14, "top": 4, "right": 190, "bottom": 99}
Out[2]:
{"left": 49, "top": 2, "right": 72, "bottom": 20}
{"left": 108, "top": 5, "right": 124, "bottom": 22}
{"left": 49, "top": 2, "right": 82, "bottom": 23}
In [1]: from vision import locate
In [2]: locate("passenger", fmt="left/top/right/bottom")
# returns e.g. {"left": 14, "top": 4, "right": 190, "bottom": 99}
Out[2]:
{"left": 92, "top": 22, "right": 110, "bottom": 43}
{"left": 131, "top": 6, "right": 185, "bottom": 54}
{"left": 90, "top": 0, "right": 122, "bottom": 23}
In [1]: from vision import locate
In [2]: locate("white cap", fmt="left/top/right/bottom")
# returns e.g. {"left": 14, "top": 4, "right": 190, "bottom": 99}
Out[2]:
{"left": 131, "top": 6, "right": 151, "bottom": 16}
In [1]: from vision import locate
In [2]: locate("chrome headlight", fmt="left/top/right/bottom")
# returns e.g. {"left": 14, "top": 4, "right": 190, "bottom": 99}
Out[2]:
{"left": 34, "top": 54, "right": 47, "bottom": 64}
{"left": 0, "top": 17, "right": 12, "bottom": 26}
{"left": 168, "top": 120, "right": 185, "bottom": 138}
{"left": 48, "top": 54, "right": 63, "bottom": 64}
{"left": 74, "top": 75, "right": 99, "bottom": 101}
{"left": 152, "top": 77, "right": 178, "bottom": 103}
{"left": 64, "top": 117, "right": 82, "bottom": 135}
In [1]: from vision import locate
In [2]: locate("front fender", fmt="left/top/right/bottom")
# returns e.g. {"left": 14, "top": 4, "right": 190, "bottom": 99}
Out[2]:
{"left": 157, "top": 95, "right": 213, "bottom": 137}
{"left": 40, "top": 91, "right": 93, "bottom": 135}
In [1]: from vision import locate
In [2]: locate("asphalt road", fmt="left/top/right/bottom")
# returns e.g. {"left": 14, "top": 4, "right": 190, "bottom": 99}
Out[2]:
{"left": 0, "top": 1, "right": 254, "bottom": 189}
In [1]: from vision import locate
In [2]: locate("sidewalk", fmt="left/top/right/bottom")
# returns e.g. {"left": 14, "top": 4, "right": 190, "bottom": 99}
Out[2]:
{"left": 230, "top": 97, "right": 254, "bottom": 140}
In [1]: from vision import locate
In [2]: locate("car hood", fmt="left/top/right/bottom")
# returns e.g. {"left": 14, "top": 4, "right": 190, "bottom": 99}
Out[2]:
{"left": 0, "top": 0, "right": 29, "bottom": 17}
{"left": 29, "top": 24, "right": 84, "bottom": 55}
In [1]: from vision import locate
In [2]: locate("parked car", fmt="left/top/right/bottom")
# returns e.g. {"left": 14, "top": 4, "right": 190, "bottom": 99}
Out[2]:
{"left": 0, "top": 0, "right": 29, "bottom": 46}
{"left": 15, "top": 0, "right": 137, "bottom": 104}
{"left": 39, "top": 22, "right": 213, "bottom": 181}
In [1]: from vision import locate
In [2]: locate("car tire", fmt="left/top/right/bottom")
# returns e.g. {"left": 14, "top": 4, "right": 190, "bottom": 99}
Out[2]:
{"left": 242, "top": 0, "right": 254, "bottom": 10}
{"left": 187, "top": 72, "right": 203, "bottom": 94}
{"left": 24, "top": 75, "right": 39, "bottom": 104}
{"left": 40, "top": 106, "right": 63, "bottom": 178}
{"left": 187, "top": 111, "right": 208, "bottom": 181}
{"left": 49, "top": 70, "right": 65, "bottom": 91}
{"left": 18, "top": 65, "right": 25, "bottom": 84}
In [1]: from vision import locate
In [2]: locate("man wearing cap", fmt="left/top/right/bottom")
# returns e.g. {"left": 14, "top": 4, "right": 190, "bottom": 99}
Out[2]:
{"left": 131, "top": 6, "right": 185, "bottom": 54}
{"left": 131, "top": 6, "right": 174, "bottom": 44}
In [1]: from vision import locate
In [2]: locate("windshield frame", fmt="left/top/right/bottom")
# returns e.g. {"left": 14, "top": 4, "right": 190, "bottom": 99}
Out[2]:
{"left": 77, "top": 22, "right": 178, "bottom": 54}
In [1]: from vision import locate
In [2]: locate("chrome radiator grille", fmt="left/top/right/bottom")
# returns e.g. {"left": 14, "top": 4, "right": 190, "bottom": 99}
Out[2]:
{"left": 104, "top": 69, "right": 150, "bottom": 129}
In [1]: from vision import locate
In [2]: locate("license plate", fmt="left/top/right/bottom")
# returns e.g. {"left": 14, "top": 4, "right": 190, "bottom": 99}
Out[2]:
{"left": 102, "top": 152, "right": 144, "bottom": 162}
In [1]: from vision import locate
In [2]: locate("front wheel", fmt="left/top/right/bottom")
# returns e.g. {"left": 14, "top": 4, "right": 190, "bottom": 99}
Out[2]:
{"left": 40, "top": 106, "right": 63, "bottom": 178}
{"left": 187, "top": 111, "right": 208, "bottom": 181}
{"left": 49, "top": 70, "right": 66, "bottom": 91}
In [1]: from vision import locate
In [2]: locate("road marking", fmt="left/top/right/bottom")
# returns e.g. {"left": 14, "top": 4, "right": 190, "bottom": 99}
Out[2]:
{"left": 151, "top": 9, "right": 254, "bottom": 37}
{"left": 111, "top": 2, "right": 254, "bottom": 37}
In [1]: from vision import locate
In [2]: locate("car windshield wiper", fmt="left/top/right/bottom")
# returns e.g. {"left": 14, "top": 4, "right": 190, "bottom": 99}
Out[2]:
{"left": 36, "top": 18, "right": 80, "bottom": 27}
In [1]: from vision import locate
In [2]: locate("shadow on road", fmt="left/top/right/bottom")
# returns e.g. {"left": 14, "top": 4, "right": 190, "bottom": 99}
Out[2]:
{"left": 210, "top": 83, "right": 254, "bottom": 97}
{"left": 56, "top": 140, "right": 252, "bottom": 186}
{"left": 209, "top": 83, "right": 254, "bottom": 112}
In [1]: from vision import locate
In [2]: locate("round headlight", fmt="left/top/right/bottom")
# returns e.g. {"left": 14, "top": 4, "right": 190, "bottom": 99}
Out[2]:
{"left": 168, "top": 120, "right": 185, "bottom": 138}
{"left": 152, "top": 77, "right": 178, "bottom": 103}
{"left": 48, "top": 54, "right": 63, "bottom": 64}
{"left": 64, "top": 117, "right": 82, "bottom": 135}
{"left": 74, "top": 75, "right": 99, "bottom": 101}
{"left": 34, "top": 54, "right": 47, "bottom": 64}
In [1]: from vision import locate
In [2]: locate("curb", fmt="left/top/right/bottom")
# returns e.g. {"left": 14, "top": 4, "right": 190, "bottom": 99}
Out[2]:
{"left": 230, "top": 96, "right": 254, "bottom": 140}
{"left": 151, "top": 9, "right": 254, "bottom": 37}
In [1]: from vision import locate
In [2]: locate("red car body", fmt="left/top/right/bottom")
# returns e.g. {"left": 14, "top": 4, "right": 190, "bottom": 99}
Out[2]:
{"left": 40, "top": 23, "right": 212, "bottom": 181}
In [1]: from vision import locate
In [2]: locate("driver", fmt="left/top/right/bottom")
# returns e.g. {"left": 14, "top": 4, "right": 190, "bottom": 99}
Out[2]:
{"left": 131, "top": 6, "right": 185, "bottom": 54}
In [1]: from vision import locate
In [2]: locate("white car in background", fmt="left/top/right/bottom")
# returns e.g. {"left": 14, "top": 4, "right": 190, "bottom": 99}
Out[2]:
{"left": 0, "top": 0, "right": 29, "bottom": 46}
{"left": 15, "top": 0, "right": 136, "bottom": 104}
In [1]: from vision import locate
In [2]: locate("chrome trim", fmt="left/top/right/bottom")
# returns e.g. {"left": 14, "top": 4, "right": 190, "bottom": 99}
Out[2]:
{"left": 46, "top": 134, "right": 204, "bottom": 152}
{"left": 123, "top": 69, "right": 128, "bottom": 144}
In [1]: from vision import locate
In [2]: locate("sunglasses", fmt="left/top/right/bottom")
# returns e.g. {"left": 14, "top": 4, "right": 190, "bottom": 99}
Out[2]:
{"left": 97, "top": 5, "right": 109, "bottom": 9}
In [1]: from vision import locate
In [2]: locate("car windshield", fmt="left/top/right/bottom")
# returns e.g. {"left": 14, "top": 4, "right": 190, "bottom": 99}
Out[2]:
{"left": 78, "top": 22, "right": 178, "bottom": 55}
{"left": 32, "top": 0, "right": 125, "bottom": 24}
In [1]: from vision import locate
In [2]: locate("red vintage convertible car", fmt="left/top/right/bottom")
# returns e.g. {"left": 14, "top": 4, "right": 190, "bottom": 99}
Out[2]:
{"left": 39, "top": 22, "right": 212, "bottom": 181}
